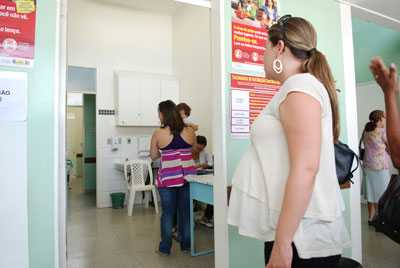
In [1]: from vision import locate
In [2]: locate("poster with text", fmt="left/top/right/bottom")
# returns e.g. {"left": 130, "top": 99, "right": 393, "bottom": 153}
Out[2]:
{"left": 231, "top": 73, "right": 280, "bottom": 135}
{"left": 231, "top": 0, "right": 279, "bottom": 75}
{"left": 0, "top": 0, "right": 36, "bottom": 68}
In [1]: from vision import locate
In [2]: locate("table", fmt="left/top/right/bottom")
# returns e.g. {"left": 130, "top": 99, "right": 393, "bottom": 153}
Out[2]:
{"left": 187, "top": 174, "right": 214, "bottom": 257}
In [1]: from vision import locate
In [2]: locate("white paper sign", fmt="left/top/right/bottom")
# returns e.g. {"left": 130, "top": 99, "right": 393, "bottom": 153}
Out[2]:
{"left": 231, "top": 90, "right": 249, "bottom": 111}
{"left": 232, "top": 110, "right": 250, "bottom": 118}
{"left": 231, "top": 125, "right": 250, "bottom": 133}
{"left": 232, "top": 117, "right": 250, "bottom": 126}
{"left": 0, "top": 72, "right": 27, "bottom": 122}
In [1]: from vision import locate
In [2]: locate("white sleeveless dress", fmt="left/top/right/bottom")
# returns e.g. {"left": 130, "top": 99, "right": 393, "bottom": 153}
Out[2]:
{"left": 228, "top": 73, "right": 351, "bottom": 259}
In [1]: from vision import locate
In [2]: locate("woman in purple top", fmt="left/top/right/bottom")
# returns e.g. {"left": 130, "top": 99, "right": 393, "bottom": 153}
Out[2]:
{"left": 150, "top": 100, "right": 196, "bottom": 255}
{"left": 361, "top": 110, "right": 391, "bottom": 225}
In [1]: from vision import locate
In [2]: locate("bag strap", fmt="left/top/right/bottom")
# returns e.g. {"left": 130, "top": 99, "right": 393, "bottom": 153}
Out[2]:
{"left": 359, "top": 129, "right": 366, "bottom": 151}
{"left": 347, "top": 152, "right": 360, "bottom": 184}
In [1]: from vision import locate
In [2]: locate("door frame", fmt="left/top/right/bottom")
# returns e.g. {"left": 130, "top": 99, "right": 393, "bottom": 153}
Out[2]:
{"left": 340, "top": 3, "right": 362, "bottom": 262}
{"left": 56, "top": 1, "right": 229, "bottom": 268}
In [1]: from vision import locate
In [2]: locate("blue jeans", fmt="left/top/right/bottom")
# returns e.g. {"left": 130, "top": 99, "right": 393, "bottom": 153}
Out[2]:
{"left": 158, "top": 183, "right": 190, "bottom": 254}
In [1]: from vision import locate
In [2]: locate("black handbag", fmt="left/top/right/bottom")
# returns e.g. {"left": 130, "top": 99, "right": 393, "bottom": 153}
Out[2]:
{"left": 375, "top": 175, "right": 400, "bottom": 244}
{"left": 334, "top": 141, "right": 360, "bottom": 185}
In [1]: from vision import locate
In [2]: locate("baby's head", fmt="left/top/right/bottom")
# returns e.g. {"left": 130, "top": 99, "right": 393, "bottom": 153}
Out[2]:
{"left": 176, "top": 103, "right": 191, "bottom": 119}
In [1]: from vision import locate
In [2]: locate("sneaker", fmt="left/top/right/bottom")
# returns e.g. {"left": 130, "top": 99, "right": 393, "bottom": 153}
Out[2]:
{"left": 181, "top": 249, "right": 190, "bottom": 254}
{"left": 204, "top": 220, "right": 214, "bottom": 228}
{"left": 199, "top": 218, "right": 214, "bottom": 228}
{"left": 155, "top": 248, "right": 170, "bottom": 257}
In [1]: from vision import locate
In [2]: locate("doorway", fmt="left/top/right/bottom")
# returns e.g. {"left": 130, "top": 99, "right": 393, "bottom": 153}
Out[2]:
{"left": 62, "top": 1, "right": 218, "bottom": 268}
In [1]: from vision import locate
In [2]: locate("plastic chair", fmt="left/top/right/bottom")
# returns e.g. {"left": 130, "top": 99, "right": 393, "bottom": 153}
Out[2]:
{"left": 336, "top": 257, "right": 363, "bottom": 268}
{"left": 124, "top": 159, "right": 159, "bottom": 216}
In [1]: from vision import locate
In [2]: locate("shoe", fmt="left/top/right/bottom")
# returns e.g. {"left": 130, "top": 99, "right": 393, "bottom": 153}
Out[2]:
{"left": 181, "top": 249, "right": 190, "bottom": 254}
{"left": 199, "top": 218, "right": 214, "bottom": 228}
{"left": 155, "top": 248, "right": 170, "bottom": 256}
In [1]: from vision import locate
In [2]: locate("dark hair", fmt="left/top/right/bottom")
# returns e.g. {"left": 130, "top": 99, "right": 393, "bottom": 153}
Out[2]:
{"left": 158, "top": 100, "right": 185, "bottom": 136}
{"left": 265, "top": 0, "right": 276, "bottom": 9}
{"left": 364, "top": 110, "right": 385, "bottom": 132}
{"left": 196, "top": 135, "right": 207, "bottom": 146}
{"left": 176, "top": 103, "right": 192, "bottom": 117}
{"left": 269, "top": 15, "right": 340, "bottom": 142}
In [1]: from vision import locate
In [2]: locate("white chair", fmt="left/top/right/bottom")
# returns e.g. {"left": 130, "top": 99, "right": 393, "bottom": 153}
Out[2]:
{"left": 124, "top": 159, "right": 159, "bottom": 216}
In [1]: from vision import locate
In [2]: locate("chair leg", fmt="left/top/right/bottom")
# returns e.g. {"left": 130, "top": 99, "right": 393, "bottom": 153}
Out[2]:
{"left": 152, "top": 187, "right": 159, "bottom": 214}
{"left": 128, "top": 190, "right": 136, "bottom": 216}
{"left": 144, "top": 191, "right": 150, "bottom": 209}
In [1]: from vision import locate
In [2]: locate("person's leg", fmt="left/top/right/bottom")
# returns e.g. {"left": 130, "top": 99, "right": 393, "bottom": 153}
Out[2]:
{"left": 204, "top": 205, "right": 214, "bottom": 220}
{"left": 177, "top": 183, "right": 191, "bottom": 251}
{"left": 158, "top": 187, "right": 177, "bottom": 255}
{"left": 368, "top": 202, "right": 376, "bottom": 221}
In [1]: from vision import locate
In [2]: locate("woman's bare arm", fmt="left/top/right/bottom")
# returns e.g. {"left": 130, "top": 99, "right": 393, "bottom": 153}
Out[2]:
{"left": 267, "top": 92, "right": 322, "bottom": 268}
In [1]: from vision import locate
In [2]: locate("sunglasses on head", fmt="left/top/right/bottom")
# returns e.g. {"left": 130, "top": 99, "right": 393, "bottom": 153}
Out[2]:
{"left": 277, "top": 14, "right": 292, "bottom": 28}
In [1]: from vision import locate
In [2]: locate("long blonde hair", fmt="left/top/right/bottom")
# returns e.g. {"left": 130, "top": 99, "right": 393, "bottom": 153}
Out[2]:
{"left": 269, "top": 16, "right": 340, "bottom": 142}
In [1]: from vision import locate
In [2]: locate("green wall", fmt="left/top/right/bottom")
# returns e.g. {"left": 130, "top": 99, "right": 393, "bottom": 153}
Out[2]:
{"left": 0, "top": 1, "right": 59, "bottom": 267}
{"left": 226, "top": 1, "right": 351, "bottom": 267}
{"left": 352, "top": 17, "right": 400, "bottom": 83}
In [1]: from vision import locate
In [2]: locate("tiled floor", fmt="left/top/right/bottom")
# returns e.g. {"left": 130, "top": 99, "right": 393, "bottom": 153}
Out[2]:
{"left": 67, "top": 176, "right": 399, "bottom": 268}
{"left": 67, "top": 177, "right": 214, "bottom": 268}
{"left": 361, "top": 203, "right": 400, "bottom": 268}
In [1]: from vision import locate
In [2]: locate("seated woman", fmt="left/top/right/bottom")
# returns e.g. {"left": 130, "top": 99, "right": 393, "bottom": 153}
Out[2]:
{"left": 150, "top": 100, "right": 196, "bottom": 255}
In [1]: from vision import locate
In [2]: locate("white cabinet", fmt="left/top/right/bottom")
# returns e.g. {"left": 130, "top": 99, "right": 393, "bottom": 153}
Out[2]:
{"left": 115, "top": 72, "right": 180, "bottom": 126}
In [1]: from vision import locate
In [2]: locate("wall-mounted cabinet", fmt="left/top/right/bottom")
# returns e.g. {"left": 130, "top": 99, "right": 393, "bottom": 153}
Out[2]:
{"left": 115, "top": 72, "right": 180, "bottom": 126}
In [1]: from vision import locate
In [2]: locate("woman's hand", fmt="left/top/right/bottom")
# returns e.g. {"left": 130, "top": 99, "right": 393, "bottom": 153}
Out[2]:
{"left": 266, "top": 242, "right": 293, "bottom": 268}
{"left": 369, "top": 57, "right": 399, "bottom": 96}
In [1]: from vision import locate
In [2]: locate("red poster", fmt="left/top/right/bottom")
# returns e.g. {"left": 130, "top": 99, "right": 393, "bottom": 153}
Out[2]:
{"left": 0, "top": 0, "right": 36, "bottom": 67}
{"left": 231, "top": 73, "right": 280, "bottom": 134}
{"left": 231, "top": 22, "right": 268, "bottom": 74}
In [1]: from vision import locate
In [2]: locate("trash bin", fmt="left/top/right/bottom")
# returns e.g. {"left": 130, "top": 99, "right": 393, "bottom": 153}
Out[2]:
{"left": 110, "top": 192, "right": 126, "bottom": 209}
{"left": 337, "top": 257, "right": 363, "bottom": 268}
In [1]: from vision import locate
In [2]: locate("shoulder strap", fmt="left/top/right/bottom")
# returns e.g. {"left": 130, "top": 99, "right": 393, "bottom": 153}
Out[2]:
{"left": 359, "top": 129, "right": 366, "bottom": 150}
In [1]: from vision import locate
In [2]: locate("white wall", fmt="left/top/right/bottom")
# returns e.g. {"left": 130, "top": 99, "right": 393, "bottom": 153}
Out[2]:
{"left": 173, "top": 5, "right": 213, "bottom": 150}
{"left": 68, "top": 0, "right": 173, "bottom": 207}
{"left": 68, "top": 0, "right": 213, "bottom": 207}
{"left": 0, "top": 123, "right": 28, "bottom": 268}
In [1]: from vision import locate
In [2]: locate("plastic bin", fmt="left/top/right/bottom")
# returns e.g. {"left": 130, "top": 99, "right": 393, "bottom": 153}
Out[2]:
{"left": 110, "top": 192, "right": 126, "bottom": 209}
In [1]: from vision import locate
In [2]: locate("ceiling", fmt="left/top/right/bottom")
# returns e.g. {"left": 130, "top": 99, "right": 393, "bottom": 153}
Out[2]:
{"left": 93, "top": 0, "right": 400, "bottom": 31}
{"left": 345, "top": 0, "right": 400, "bottom": 31}
{"left": 93, "top": 0, "right": 203, "bottom": 14}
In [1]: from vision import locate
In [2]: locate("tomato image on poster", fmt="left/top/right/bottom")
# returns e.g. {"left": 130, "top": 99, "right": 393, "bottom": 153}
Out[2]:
{"left": 0, "top": 0, "right": 36, "bottom": 67}
{"left": 231, "top": 0, "right": 279, "bottom": 75}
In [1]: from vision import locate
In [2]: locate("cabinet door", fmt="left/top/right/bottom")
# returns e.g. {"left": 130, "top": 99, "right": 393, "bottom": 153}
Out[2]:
{"left": 117, "top": 75, "right": 141, "bottom": 126}
{"left": 139, "top": 77, "right": 161, "bottom": 126}
{"left": 161, "top": 79, "right": 180, "bottom": 104}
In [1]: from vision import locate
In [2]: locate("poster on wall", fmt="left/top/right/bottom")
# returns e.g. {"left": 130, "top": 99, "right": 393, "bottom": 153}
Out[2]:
{"left": 231, "top": 0, "right": 279, "bottom": 75}
{"left": 231, "top": 73, "right": 280, "bottom": 135}
{"left": 0, "top": 0, "right": 36, "bottom": 68}
{"left": 0, "top": 71, "right": 27, "bottom": 121}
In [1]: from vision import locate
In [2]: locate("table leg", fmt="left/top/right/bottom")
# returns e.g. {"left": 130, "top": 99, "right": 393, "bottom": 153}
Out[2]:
{"left": 190, "top": 192, "right": 195, "bottom": 256}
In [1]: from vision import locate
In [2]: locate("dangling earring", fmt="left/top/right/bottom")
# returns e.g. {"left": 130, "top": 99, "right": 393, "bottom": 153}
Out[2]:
{"left": 273, "top": 58, "right": 283, "bottom": 74}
